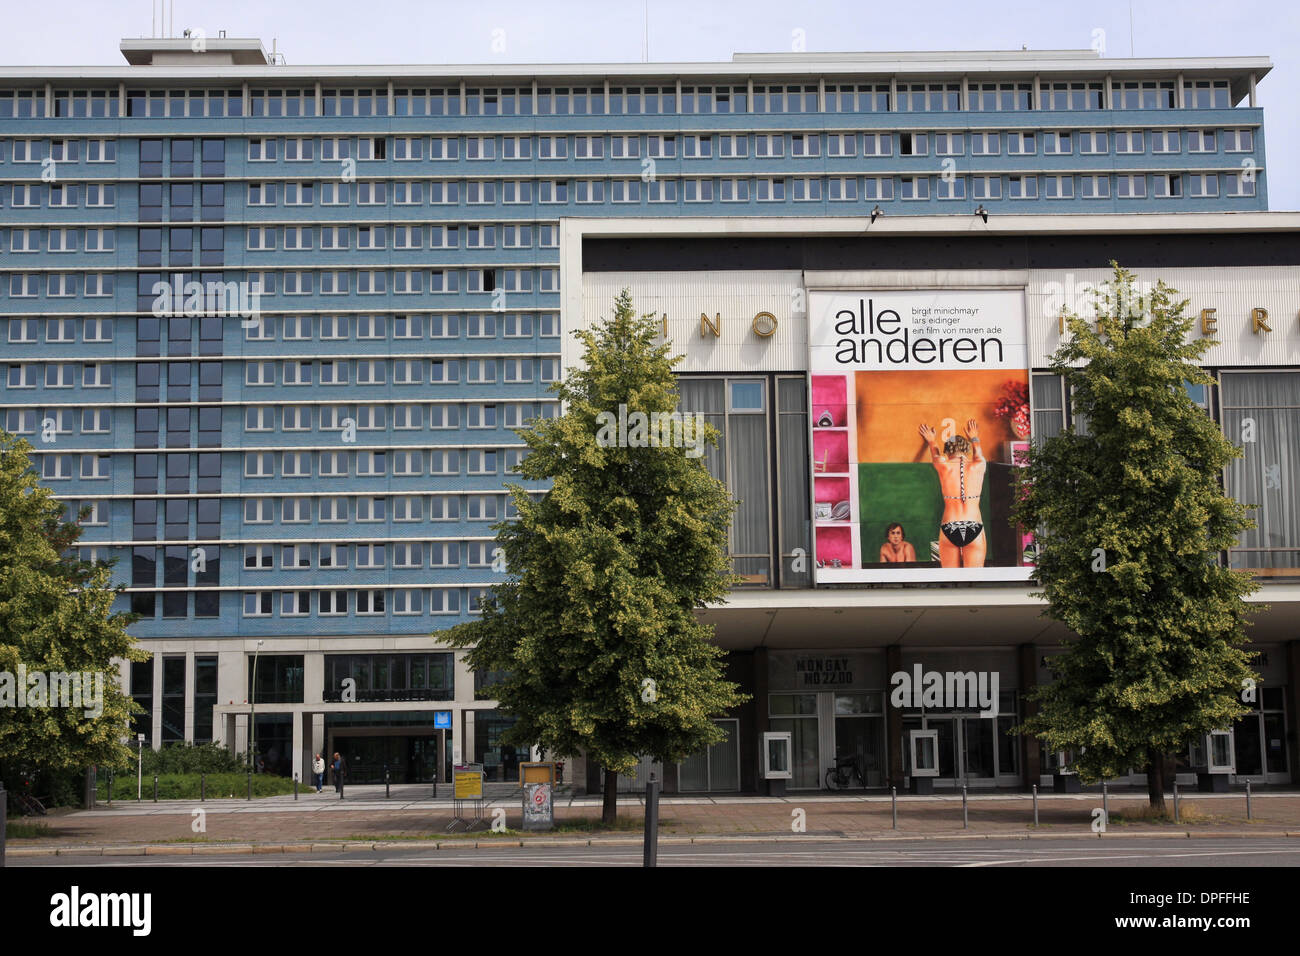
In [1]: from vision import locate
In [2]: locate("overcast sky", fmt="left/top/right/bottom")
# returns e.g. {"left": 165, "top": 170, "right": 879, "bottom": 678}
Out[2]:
{"left": 1, "top": 0, "right": 1295, "bottom": 209}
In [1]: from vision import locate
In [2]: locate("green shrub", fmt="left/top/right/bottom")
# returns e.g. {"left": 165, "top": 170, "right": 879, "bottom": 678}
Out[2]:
{"left": 103, "top": 772, "right": 299, "bottom": 801}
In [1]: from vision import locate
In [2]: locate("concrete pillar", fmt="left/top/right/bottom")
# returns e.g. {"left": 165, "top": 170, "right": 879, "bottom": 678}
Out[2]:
{"left": 1285, "top": 641, "right": 1300, "bottom": 784}
{"left": 292, "top": 710, "right": 305, "bottom": 784}
{"left": 886, "top": 644, "right": 904, "bottom": 789}
{"left": 312, "top": 712, "right": 325, "bottom": 774}
{"left": 151, "top": 652, "right": 164, "bottom": 748}
{"left": 754, "top": 646, "right": 769, "bottom": 793}
{"left": 1018, "top": 644, "right": 1041, "bottom": 789}
{"left": 304, "top": 651, "right": 324, "bottom": 704}
{"left": 183, "top": 651, "right": 195, "bottom": 742}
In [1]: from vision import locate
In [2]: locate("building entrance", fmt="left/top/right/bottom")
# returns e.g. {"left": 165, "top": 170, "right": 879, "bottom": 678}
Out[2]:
{"left": 331, "top": 731, "right": 443, "bottom": 783}
{"left": 769, "top": 691, "right": 886, "bottom": 789}
{"left": 903, "top": 714, "right": 1007, "bottom": 788}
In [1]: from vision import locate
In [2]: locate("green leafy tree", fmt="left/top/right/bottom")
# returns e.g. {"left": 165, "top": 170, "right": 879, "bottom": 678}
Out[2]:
{"left": 0, "top": 431, "right": 146, "bottom": 792}
{"left": 1012, "top": 263, "right": 1260, "bottom": 811}
{"left": 445, "top": 290, "right": 747, "bottom": 823}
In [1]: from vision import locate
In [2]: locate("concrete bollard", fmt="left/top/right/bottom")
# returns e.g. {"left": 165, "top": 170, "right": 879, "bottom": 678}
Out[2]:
{"left": 1032, "top": 784, "right": 1038, "bottom": 826}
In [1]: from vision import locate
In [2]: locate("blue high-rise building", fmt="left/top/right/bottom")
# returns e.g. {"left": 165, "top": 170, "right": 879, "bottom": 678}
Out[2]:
{"left": 1, "top": 38, "right": 1288, "bottom": 790}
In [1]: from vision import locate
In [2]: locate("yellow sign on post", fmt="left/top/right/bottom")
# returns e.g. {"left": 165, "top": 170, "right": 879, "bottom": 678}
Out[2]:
{"left": 519, "top": 762, "right": 555, "bottom": 787}
{"left": 453, "top": 768, "right": 483, "bottom": 799}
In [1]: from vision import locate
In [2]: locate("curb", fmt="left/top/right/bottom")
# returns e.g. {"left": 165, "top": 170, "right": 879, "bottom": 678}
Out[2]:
{"left": 6, "top": 828, "right": 1298, "bottom": 858}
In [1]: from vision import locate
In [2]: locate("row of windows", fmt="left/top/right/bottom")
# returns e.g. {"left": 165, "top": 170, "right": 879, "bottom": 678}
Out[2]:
{"left": 7, "top": 362, "right": 115, "bottom": 387}
{"left": 241, "top": 540, "right": 501, "bottom": 569}
{"left": 0, "top": 78, "right": 1234, "bottom": 118}
{"left": 5, "top": 228, "right": 117, "bottom": 253}
{"left": 4, "top": 267, "right": 562, "bottom": 299}
{"left": 240, "top": 312, "right": 558, "bottom": 339}
{"left": 243, "top": 267, "right": 558, "bottom": 295}
{"left": 35, "top": 447, "right": 534, "bottom": 481}
{"left": 913, "top": 171, "right": 1255, "bottom": 202}
{"left": 7, "top": 402, "right": 557, "bottom": 440}
{"left": 241, "top": 356, "right": 560, "bottom": 384}
{"left": 240, "top": 448, "right": 526, "bottom": 478}
{"left": 241, "top": 223, "right": 558, "bottom": 250}
{"left": 0, "top": 127, "right": 1256, "bottom": 171}
{"left": 241, "top": 494, "right": 514, "bottom": 523}
{"left": 58, "top": 493, "right": 522, "bottom": 527}
{"left": 116, "top": 586, "right": 485, "bottom": 619}
{"left": 5, "top": 313, "right": 558, "bottom": 343}
{"left": 8, "top": 356, "right": 560, "bottom": 389}
{"left": 1, "top": 183, "right": 117, "bottom": 207}
{"left": 240, "top": 588, "right": 485, "bottom": 617}
{"left": 7, "top": 317, "right": 113, "bottom": 341}
{"left": 245, "top": 402, "right": 557, "bottom": 430}
{"left": 231, "top": 172, "right": 1262, "bottom": 209}
{"left": 231, "top": 127, "right": 1259, "bottom": 162}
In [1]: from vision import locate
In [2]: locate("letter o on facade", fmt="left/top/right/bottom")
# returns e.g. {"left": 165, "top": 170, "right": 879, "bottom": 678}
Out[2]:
{"left": 752, "top": 311, "right": 778, "bottom": 338}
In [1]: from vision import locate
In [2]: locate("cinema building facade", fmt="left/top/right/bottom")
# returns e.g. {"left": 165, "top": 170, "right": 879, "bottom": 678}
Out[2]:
{"left": 1, "top": 38, "right": 1293, "bottom": 791}
{"left": 566, "top": 212, "right": 1300, "bottom": 793}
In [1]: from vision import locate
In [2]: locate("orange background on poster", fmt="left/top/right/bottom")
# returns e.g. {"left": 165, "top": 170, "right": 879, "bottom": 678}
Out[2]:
{"left": 854, "top": 368, "right": 1026, "bottom": 464}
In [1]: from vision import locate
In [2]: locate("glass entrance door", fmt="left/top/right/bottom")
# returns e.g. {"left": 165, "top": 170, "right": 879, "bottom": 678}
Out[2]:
{"left": 1234, "top": 689, "right": 1290, "bottom": 784}
{"left": 905, "top": 715, "right": 1000, "bottom": 788}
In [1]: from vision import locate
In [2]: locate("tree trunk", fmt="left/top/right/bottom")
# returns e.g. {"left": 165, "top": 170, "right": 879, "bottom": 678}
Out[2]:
{"left": 602, "top": 767, "right": 618, "bottom": 825}
{"left": 1146, "top": 753, "right": 1167, "bottom": 813}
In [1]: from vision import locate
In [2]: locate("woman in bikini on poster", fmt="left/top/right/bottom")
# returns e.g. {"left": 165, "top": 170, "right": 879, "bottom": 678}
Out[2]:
{"left": 918, "top": 418, "right": 987, "bottom": 569}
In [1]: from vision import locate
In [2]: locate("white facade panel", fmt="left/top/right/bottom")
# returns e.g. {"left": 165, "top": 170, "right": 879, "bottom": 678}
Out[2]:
{"left": 580, "top": 266, "right": 1300, "bottom": 372}
{"left": 579, "top": 270, "right": 805, "bottom": 372}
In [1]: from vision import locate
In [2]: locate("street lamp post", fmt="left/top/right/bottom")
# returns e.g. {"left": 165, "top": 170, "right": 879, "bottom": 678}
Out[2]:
{"left": 249, "top": 639, "right": 264, "bottom": 772}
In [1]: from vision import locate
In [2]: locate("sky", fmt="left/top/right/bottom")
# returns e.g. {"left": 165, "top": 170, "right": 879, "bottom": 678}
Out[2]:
{"left": 0, "top": 0, "right": 1295, "bottom": 209}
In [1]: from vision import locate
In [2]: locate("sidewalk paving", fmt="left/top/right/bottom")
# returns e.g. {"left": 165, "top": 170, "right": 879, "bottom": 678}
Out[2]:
{"left": 8, "top": 787, "right": 1300, "bottom": 856}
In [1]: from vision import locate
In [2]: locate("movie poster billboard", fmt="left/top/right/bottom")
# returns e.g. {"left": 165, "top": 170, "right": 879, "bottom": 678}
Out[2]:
{"left": 809, "top": 290, "right": 1034, "bottom": 583}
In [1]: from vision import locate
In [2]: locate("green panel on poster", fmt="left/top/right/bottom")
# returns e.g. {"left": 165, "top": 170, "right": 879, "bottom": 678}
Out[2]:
{"left": 857, "top": 463, "right": 990, "bottom": 562}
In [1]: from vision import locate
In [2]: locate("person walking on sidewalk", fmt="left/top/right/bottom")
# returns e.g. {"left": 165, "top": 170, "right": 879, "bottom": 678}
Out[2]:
{"left": 332, "top": 752, "right": 347, "bottom": 793}
{"left": 312, "top": 753, "right": 325, "bottom": 793}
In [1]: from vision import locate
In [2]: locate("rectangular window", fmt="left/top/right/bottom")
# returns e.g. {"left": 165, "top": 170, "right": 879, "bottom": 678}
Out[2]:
{"left": 1080, "top": 175, "right": 1110, "bottom": 199}
{"left": 1151, "top": 130, "right": 1180, "bottom": 154}
{"left": 1078, "top": 131, "right": 1108, "bottom": 154}
{"left": 1115, "top": 130, "right": 1144, "bottom": 154}
{"left": 1188, "top": 129, "right": 1216, "bottom": 153}
{"left": 1042, "top": 131, "right": 1072, "bottom": 155}
{"left": 900, "top": 176, "right": 929, "bottom": 200}
{"left": 1044, "top": 174, "right": 1074, "bottom": 199}
{"left": 1008, "top": 174, "right": 1037, "bottom": 199}
{"left": 1153, "top": 173, "right": 1183, "bottom": 198}
{"left": 1117, "top": 174, "right": 1147, "bottom": 199}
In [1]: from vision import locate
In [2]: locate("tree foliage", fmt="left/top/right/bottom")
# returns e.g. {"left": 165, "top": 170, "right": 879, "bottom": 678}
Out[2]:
{"left": 0, "top": 431, "right": 146, "bottom": 782}
{"left": 1012, "top": 264, "right": 1260, "bottom": 803}
{"left": 444, "top": 290, "right": 746, "bottom": 813}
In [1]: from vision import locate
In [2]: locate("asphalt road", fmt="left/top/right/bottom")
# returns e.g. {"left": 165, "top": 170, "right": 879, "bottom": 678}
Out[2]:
{"left": 13, "top": 837, "right": 1299, "bottom": 867}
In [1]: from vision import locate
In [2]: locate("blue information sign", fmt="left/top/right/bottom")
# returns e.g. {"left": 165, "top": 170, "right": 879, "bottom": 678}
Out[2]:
{"left": 434, "top": 711, "right": 452, "bottom": 730}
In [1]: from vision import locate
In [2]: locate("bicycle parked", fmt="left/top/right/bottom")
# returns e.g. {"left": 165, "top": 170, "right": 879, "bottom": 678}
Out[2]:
{"left": 825, "top": 753, "right": 868, "bottom": 790}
